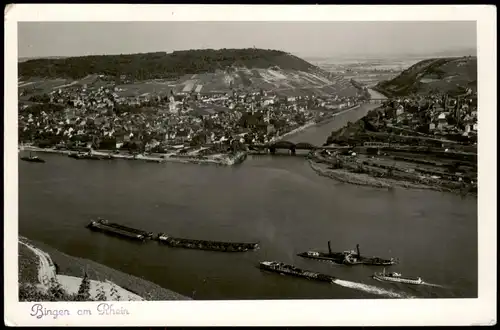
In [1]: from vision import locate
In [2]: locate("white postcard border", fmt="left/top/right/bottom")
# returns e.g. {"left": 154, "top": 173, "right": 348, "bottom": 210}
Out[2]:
{"left": 4, "top": 4, "right": 497, "bottom": 326}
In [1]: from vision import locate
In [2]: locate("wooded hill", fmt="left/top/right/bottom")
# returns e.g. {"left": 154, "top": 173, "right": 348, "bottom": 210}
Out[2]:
{"left": 18, "top": 48, "right": 317, "bottom": 80}
{"left": 374, "top": 56, "right": 477, "bottom": 97}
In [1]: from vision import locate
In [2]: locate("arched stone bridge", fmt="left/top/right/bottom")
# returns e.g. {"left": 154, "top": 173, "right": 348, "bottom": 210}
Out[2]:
{"left": 367, "top": 98, "right": 386, "bottom": 104}
{"left": 250, "top": 141, "right": 350, "bottom": 155}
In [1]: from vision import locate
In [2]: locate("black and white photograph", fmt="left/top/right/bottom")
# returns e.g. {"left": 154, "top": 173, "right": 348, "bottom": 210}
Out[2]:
{"left": 4, "top": 4, "right": 496, "bottom": 326}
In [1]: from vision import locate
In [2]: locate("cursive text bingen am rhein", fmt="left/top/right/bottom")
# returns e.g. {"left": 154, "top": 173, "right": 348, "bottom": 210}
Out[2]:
{"left": 30, "top": 303, "right": 130, "bottom": 319}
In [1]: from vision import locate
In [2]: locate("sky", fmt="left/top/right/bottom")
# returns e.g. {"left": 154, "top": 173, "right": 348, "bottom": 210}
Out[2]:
{"left": 18, "top": 21, "right": 477, "bottom": 59}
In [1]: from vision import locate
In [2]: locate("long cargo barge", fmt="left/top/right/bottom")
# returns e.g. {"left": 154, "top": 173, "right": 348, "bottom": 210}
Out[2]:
{"left": 96, "top": 218, "right": 154, "bottom": 238}
{"left": 298, "top": 242, "right": 397, "bottom": 266}
{"left": 86, "top": 219, "right": 152, "bottom": 241}
{"left": 259, "top": 261, "right": 336, "bottom": 283}
{"left": 156, "top": 233, "right": 259, "bottom": 252}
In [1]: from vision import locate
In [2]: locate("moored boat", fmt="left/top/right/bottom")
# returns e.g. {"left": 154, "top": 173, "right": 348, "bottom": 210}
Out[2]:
{"left": 20, "top": 152, "right": 45, "bottom": 163}
{"left": 372, "top": 268, "right": 423, "bottom": 285}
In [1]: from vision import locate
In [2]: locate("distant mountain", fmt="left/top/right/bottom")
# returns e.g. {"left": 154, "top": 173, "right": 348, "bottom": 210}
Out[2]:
{"left": 426, "top": 48, "right": 477, "bottom": 58}
{"left": 18, "top": 48, "right": 362, "bottom": 97}
{"left": 18, "top": 56, "right": 68, "bottom": 63}
{"left": 374, "top": 56, "right": 477, "bottom": 97}
{"left": 18, "top": 49, "right": 319, "bottom": 80}
{"left": 303, "top": 48, "right": 477, "bottom": 61}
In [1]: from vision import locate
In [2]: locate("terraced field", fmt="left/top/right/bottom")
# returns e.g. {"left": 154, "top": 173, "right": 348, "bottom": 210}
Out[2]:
{"left": 18, "top": 67, "right": 360, "bottom": 99}
{"left": 152, "top": 68, "right": 361, "bottom": 97}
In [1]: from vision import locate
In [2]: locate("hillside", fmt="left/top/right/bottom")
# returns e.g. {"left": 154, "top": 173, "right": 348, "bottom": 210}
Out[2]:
{"left": 19, "top": 49, "right": 317, "bottom": 80}
{"left": 19, "top": 236, "right": 190, "bottom": 301}
{"left": 18, "top": 48, "right": 361, "bottom": 98}
{"left": 374, "top": 56, "right": 477, "bottom": 97}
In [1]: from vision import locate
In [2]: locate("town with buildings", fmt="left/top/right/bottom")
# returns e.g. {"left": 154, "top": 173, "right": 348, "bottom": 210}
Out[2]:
{"left": 371, "top": 89, "right": 477, "bottom": 141}
{"left": 18, "top": 78, "right": 364, "bottom": 164}
{"left": 312, "top": 89, "right": 478, "bottom": 196}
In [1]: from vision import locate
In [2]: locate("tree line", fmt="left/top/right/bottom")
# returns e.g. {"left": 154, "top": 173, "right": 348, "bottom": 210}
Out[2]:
{"left": 19, "top": 48, "right": 316, "bottom": 81}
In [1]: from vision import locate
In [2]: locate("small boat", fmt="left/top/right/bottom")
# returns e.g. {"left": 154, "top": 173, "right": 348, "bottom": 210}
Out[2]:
{"left": 373, "top": 268, "right": 423, "bottom": 285}
{"left": 20, "top": 152, "right": 45, "bottom": 163}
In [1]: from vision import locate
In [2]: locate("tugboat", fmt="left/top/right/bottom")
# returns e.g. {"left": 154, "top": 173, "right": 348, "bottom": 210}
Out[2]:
{"left": 373, "top": 268, "right": 423, "bottom": 285}
{"left": 20, "top": 152, "right": 45, "bottom": 163}
{"left": 298, "top": 242, "right": 397, "bottom": 266}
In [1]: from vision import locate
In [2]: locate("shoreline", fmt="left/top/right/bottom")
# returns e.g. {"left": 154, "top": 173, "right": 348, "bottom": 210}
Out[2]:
{"left": 270, "top": 104, "right": 362, "bottom": 143}
{"left": 308, "top": 158, "right": 476, "bottom": 196}
{"left": 309, "top": 160, "right": 394, "bottom": 189}
{"left": 18, "top": 104, "right": 364, "bottom": 166}
{"left": 19, "top": 145, "right": 247, "bottom": 166}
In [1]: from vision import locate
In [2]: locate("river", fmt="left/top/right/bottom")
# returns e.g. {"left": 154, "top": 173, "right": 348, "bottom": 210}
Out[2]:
{"left": 19, "top": 98, "right": 477, "bottom": 300}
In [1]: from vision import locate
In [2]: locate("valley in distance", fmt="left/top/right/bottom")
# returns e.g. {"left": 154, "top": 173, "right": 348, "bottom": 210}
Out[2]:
{"left": 18, "top": 47, "right": 478, "bottom": 302}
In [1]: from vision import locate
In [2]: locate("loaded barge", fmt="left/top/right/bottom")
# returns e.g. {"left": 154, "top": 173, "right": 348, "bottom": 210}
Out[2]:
{"left": 156, "top": 233, "right": 259, "bottom": 252}
{"left": 86, "top": 218, "right": 153, "bottom": 241}
{"left": 259, "top": 261, "right": 336, "bottom": 283}
{"left": 298, "top": 242, "right": 397, "bottom": 266}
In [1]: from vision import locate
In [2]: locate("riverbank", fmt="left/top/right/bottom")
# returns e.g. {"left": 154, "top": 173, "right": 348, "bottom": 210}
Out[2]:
{"left": 270, "top": 105, "right": 362, "bottom": 143}
{"left": 308, "top": 153, "right": 476, "bottom": 196}
{"left": 19, "top": 145, "right": 247, "bottom": 166}
{"left": 309, "top": 160, "right": 393, "bottom": 189}
{"left": 18, "top": 236, "right": 191, "bottom": 301}
{"left": 309, "top": 160, "right": 436, "bottom": 191}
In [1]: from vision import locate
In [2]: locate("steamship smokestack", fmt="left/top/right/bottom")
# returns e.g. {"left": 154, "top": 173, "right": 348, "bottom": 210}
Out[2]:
{"left": 328, "top": 241, "right": 332, "bottom": 255}
{"left": 356, "top": 244, "right": 360, "bottom": 257}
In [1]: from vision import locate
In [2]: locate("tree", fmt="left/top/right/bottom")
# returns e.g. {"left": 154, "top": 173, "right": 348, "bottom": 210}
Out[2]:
{"left": 76, "top": 271, "right": 91, "bottom": 301}
{"left": 47, "top": 277, "right": 70, "bottom": 301}
{"left": 99, "top": 137, "right": 117, "bottom": 150}
{"left": 190, "top": 131, "right": 208, "bottom": 147}
{"left": 95, "top": 285, "right": 108, "bottom": 301}
{"left": 230, "top": 140, "right": 247, "bottom": 153}
{"left": 28, "top": 93, "right": 51, "bottom": 103}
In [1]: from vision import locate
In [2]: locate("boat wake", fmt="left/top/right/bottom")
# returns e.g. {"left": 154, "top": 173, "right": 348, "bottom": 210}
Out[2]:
{"left": 333, "top": 279, "right": 415, "bottom": 298}
{"left": 421, "top": 281, "right": 446, "bottom": 288}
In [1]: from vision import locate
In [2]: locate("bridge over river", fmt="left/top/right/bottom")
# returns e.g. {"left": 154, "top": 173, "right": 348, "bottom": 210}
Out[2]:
{"left": 252, "top": 89, "right": 387, "bottom": 154}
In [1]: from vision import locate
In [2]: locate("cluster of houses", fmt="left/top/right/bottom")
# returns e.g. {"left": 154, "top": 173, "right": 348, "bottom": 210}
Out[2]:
{"left": 18, "top": 81, "right": 364, "bottom": 154}
{"left": 384, "top": 91, "right": 478, "bottom": 138}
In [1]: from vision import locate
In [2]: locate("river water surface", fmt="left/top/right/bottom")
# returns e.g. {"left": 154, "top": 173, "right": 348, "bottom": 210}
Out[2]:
{"left": 19, "top": 101, "right": 477, "bottom": 300}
